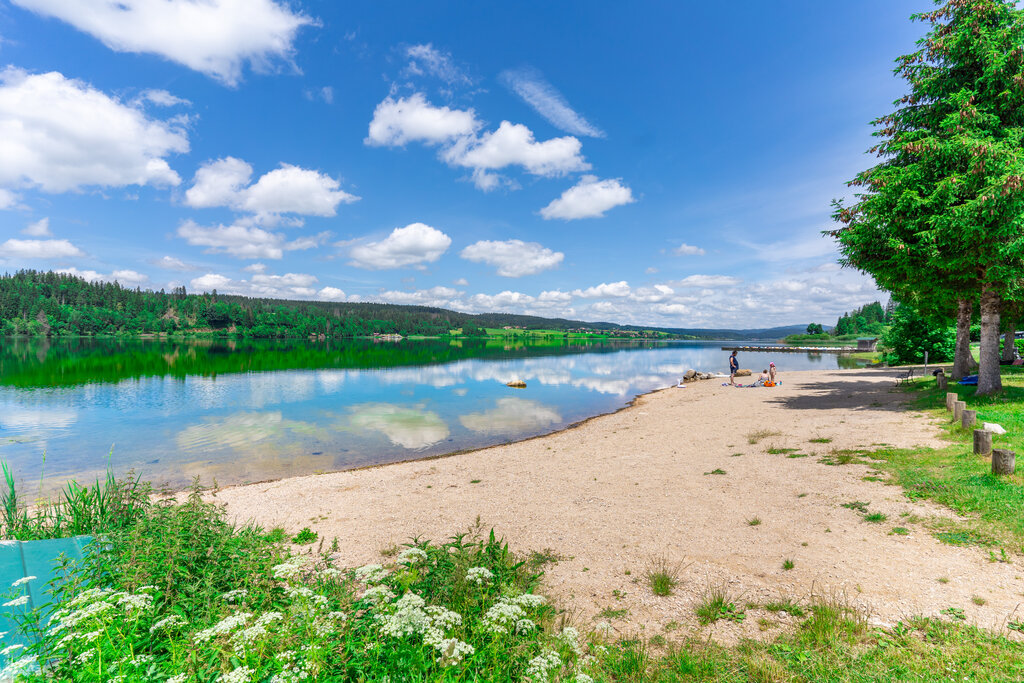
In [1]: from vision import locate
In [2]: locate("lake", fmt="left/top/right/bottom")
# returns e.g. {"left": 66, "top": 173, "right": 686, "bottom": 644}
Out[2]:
{"left": 0, "top": 338, "right": 852, "bottom": 492}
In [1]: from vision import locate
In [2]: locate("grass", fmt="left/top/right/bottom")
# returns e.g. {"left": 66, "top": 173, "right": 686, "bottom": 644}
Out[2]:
{"left": 782, "top": 558, "right": 795, "bottom": 571}
{"left": 645, "top": 557, "right": 680, "bottom": 597}
{"left": 695, "top": 585, "right": 746, "bottom": 625}
{"left": 704, "top": 468, "right": 727, "bottom": 476}
{"left": 766, "top": 446, "right": 798, "bottom": 455}
{"left": 292, "top": 526, "right": 318, "bottom": 544}
{"left": 525, "top": 547, "right": 566, "bottom": 569}
{"left": 841, "top": 500, "right": 870, "bottom": 513}
{"left": 746, "top": 429, "right": 782, "bottom": 445}
{"left": 972, "top": 595, "right": 987, "bottom": 606}
{"left": 746, "top": 517, "right": 761, "bottom": 526}
{"left": 863, "top": 512, "right": 888, "bottom": 523}
{"left": 809, "top": 436, "right": 833, "bottom": 444}
{"left": 598, "top": 607, "right": 630, "bottom": 620}
{"left": 889, "top": 526, "right": 910, "bottom": 535}
{"left": 764, "top": 599, "right": 805, "bottom": 617}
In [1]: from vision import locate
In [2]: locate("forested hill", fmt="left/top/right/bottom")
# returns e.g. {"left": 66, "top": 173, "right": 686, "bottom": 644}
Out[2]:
{"left": 1, "top": 270, "right": 805, "bottom": 339}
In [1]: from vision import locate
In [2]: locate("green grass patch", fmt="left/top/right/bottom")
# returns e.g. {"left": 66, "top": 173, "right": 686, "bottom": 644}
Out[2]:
{"left": 695, "top": 586, "right": 746, "bottom": 626}
{"left": 841, "top": 500, "right": 870, "bottom": 513}
{"left": 746, "top": 429, "right": 782, "bottom": 445}
{"left": 764, "top": 599, "right": 805, "bottom": 617}
{"left": 809, "top": 437, "right": 833, "bottom": 444}
{"left": 645, "top": 557, "right": 680, "bottom": 597}
{"left": 766, "top": 446, "right": 799, "bottom": 455}
{"left": 782, "top": 558, "right": 795, "bottom": 571}
{"left": 889, "top": 526, "right": 910, "bottom": 536}
{"left": 704, "top": 468, "right": 727, "bottom": 476}
{"left": 863, "top": 512, "right": 887, "bottom": 524}
{"left": 292, "top": 526, "right": 318, "bottom": 544}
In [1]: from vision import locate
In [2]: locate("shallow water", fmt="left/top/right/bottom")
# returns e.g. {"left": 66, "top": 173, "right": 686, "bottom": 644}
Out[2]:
{"left": 0, "top": 338, "right": 848, "bottom": 491}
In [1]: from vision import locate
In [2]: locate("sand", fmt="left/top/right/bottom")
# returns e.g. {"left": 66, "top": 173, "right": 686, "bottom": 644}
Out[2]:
{"left": 212, "top": 368, "right": 1024, "bottom": 642}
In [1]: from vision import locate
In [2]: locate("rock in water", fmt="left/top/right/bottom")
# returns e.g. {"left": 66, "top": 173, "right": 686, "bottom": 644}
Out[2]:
{"left": 684, "top": 369, "right": 696, "bottom": 380}
{"left": 506, "top": 380, "right": 527, "bottom": 388}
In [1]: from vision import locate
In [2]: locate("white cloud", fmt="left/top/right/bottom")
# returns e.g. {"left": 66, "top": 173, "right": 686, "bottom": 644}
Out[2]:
{"left": 317, "top": 286, "right": 349, "bottom": 301}
{"left": 538, "top": 290, "right": 572, "bottom": 304}
{"left": 348, "top": 223, "right": 451, "bottom": 270}
{"left": 445, "top": 121, "right": 588, "bottom": 178}
{"left": 154, "top": 255, "right": 195, "bottom": 271}
{"left": 465, "top": 290, "right": 537, "bottom": 311}
{"left": 540, "top": 175, "right": 635, "bottom": 220}
{"left": 0, "top": 238, "right": 84, "bottom": 259}
{"left": 499, "top": 67, "right": 603, "bottom": 137}
{"left": 0, "top": 189, "right": 19, "bottom": 209}
{"left": 248, "top": 272, "right": 318, "bottom": 298}
{"left": 674, "top": 243, "right": 705, "bottom": 256}
{"left": 630, "top": 284, "right": 674, "bottom": 303}
{"left": 675, "top": 274, "right": 741, "bottom": 288}
{"left": 56, "top": 267, "right": 148, "bottom": 286}
{"left": 365, "top": 93, "right": 479, "bottom": 146}
{"left": 177, "top": 220, "right": 321, "bottom": 259}
{"left": 645, "top": 266, "right": 659, "bottom": 274}
{"left": 22, "top": 217, "right": 51, "bottom": 236}
{"left": 405, "top": 44, "right": 472, "bottom": 85}
{"left": 378, "top": 286, "right": 460, "bottom": 307}
{"left": 11, "top": 0, "right": 316, "bottom": 87}
{"left": 243, "top": 263, "right": 267, "bottom": 273}
{"left": 459, "top": 239, "right": 564, "bottom": 277}
{"left": 135, "top": 89, "right": 190, "bottom": 107}
{"left": 190, "top": 273, "right": 232, "bottom": 291}
{"left": 572, "top": 281, "right": 631, "bottom": 298}
{"left": 453, "top": 277, "right": 469, "bottom": 286}
{"left": 185, "top": 157, "right": 358, "bottom": 216}
{"left": 0, "top": 68, "right": 188, "bottom": 193}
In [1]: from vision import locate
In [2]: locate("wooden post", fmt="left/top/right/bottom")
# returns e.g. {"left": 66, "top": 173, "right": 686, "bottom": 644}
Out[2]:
{"left": 973, "top": 429, "right": 993, "bottom": 456}
{"left": 961, "top": 409, "right": 977, "bottom": 429}
{"left": 954, "top": 400, "right": 966, "bottom": 421}
{"left": 946, "top": 392, "right": 957, "bottom": 411}
{"left": 937, "top": 374, "right": 948, "bottom": 390}
{"left": 992, "top": 449, "right": 1016, "bottom": 475}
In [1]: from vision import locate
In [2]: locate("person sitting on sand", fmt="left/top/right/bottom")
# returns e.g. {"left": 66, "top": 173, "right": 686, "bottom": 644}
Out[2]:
{"left": 729, "top": 351, "right": 739, "bottom": 386}
{"left": 757, "top": 369, "right": 770, "bottom": 385}
{"left": 769, "top": 362, "right": 777, "bottom": 384}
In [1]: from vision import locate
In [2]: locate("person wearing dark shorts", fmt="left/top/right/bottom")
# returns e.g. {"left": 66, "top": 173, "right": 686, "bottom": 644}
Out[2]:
{"left": 729, "top": 350, "right": 739, "bottom": 385}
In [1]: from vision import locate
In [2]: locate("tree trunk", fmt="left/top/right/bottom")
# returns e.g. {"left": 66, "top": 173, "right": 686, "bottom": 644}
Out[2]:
{"left": 977, "top": 284, "right": 1002, "bottom": 396}
{"left": 1003, "top": 329, "right": 1017, "bottom": 362}
{"left": 952, "top": 298, "right": 977, "bottom": 379}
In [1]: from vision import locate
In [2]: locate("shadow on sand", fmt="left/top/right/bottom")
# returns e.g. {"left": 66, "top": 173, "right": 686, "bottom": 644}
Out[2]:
{"left": 769, "top": 368, "right": 926, "bottom": 413}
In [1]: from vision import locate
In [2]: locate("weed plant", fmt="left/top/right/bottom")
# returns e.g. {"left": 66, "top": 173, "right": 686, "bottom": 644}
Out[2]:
{"left": 644, "top": 558, "right": 680, "bottom": 597}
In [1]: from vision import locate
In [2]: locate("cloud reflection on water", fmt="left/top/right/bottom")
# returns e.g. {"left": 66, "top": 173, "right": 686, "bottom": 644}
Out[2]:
{"left": 459, "top": 397, "right": 561, "bottom": 436}
{"left": 347, "top": 403, "right": 450, "bottom": 450}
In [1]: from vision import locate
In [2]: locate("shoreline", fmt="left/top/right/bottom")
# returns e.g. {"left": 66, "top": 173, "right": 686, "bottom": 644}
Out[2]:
{"left": 211, "top": 367, "right": 1024, "bottom": 642}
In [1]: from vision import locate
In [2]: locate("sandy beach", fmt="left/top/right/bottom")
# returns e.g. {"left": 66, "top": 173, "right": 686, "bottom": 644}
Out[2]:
{"left": 212, "top": 367, "right": 1024, "bottom": 642}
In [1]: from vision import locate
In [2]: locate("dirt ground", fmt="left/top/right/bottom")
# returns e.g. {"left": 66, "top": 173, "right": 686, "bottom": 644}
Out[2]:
{"left": 212, "top": 367, "right": 1024, "bottom": 643}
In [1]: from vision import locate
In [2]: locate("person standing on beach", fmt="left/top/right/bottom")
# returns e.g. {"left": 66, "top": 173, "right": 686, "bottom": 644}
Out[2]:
{"left": 729, "top": 350, "right": 739, "bottom": 385}
{"left": 769, "top": 362, "right": 777, "bottom": 384}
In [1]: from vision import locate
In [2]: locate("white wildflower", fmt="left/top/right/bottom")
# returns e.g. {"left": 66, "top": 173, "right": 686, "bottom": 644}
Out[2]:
{"left": 355, "top": 564, "right": 390, "bottom": 584}
{"left": 327, "top": 611, "right": 347, "bottom": 622}
{"left": 0, "top": 655, "right": 38, "bottom": 679}
{"left": 59, "top": 600, "right": 115, "bottom": 628}
{"left": 166, "top": 675, "right": 188, "bottom": 683}
{"left": 135, "top": 584, "right": 158, "bottom": 592}
{"left": 575, "top": 674, "right": 595, "bottom": 683}
{"left": 320, "top": 567, "right": 343, "bottom": 579}
{"left": 221, "top": 589, "right": 248, "bottom": 602}
{"left": 271, "top": 557, "right": 307, "bottom": 580}
{"left": 1, "top": 644, "right": 24, "bottom": 656}
{"left": 219, "top": 666, "right": 255, "bottom": 683}
{"left": 397, "top": 547, "right": 428, "bottom": 565}
{"left": 361, "top": 585, "right": 395, "bottom": 604}
{"left": 465, "top": 566, "right": 494, "bottom": 585}
{"left": 559, "top": 626, "right": 582, "bottom": 655}
{"left": 74, "top": 650, "right": 96, "bottom": 664}
{"left": 11, "top": 576, "right": 36, "bottom": 587}
{"left": 2, "top": 596, "right": 29, "bottom": 608}
{"left": 594, "top": 621, "right": 612, "bottom": 634}
{"left": 150, "top": 614, "right": 187, "bottom": 633}
{"left": 117, "top": 592, "right": 154, "bottom": 611}
{"left": 481, "top": 598, "right": 526, "bottom": 634}
{"left": 524, "top": 650, "right": 562, "bottom": 681}
{"left": 436, "top": 638, "right": 474, "bottom": 665}
{"left": 516, "top": 618, "right": 537, "bottom": 633}
{"left": 194, "top": 612, "right": 252, "bottom": 643}
{"left": 81, "top": 630, "right": 101, "bottom": 643}
{"left": 513, "top": 593, "right": 547, "bottom": 608}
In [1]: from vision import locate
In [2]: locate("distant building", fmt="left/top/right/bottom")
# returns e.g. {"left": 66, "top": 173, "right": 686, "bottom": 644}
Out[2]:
{"left": 857, "top": 337, "right": 878, "bottom": 352}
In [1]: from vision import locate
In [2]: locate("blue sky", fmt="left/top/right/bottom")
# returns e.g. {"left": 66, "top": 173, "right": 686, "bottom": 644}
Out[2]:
{"left": 0, "top": 0, "right": 926, "bottom": 328}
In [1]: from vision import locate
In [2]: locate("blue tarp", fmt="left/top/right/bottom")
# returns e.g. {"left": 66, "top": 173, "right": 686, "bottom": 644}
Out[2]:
{"left": 958, "top": 374, "right": 979, "bottom": 385}
{"left": 0, "top": 536, "right": 93, "bottom": 670}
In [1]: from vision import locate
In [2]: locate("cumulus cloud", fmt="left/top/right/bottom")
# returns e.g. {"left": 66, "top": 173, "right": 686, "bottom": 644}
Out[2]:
{"left": 348, "top": 223, "right": 451, "bottom": 270}
{"left": 572, "top": 281, "right": 631, "bottom": 298}
{"left": 22, "top": 217, "right": 51, "bottom": 236}
{"left": 499, "top": 67, "right": 603, "bottom": 137}
{"left": 675, "top": 274, "right": 741, "bottom": 288}
{"left": 366, "top": 93, "right": 589, "bottom": 190}
{"left": 377, "top": 286, "right": 460, "bottom": 307}
{"left": 185, "top": 157, "right": 358, "bottom": 217}
{"left": 673, "top": 243, "right": 705, "bottom": 256}
{"left": 316, "top": 286, "right": 349, "bottom": 301}
{"left": 459, "top": 239, "right": 564, "bottom": 277}
{"left": 154, "top": 255, "right": 195, "bottom": 271}
{"left": 540, "top": 175, "right": 635, "bottom": 220}
{"left": 57, "top": 267, "right": 149, "bottom": 287}
{"left": 0, "top": 68, "right": 188, "bottom": 193}
{"left": 0, "top": 238, "right": 84, "bottom": 259}
{"left": 187, "top": 270, "right": 332, "bottom": 299}
{"left": 405, "top": 44, "right": 472, "bottom": 85}
{"left": 11, "top": 0, "right": 316, "bottom": 86}
{"left": 464, "top": 290, "right": 537, "bottom": 312}
{"left": 177, "top": 220, "right": 323, "bottom": 259}
{"left": 365, "top": 93, "right": 479, "bottom": 147}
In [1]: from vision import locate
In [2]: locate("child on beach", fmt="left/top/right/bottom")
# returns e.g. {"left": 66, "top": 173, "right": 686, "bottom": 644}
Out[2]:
{"left": 769, "top": 362, "right": 777, "bottom": 384}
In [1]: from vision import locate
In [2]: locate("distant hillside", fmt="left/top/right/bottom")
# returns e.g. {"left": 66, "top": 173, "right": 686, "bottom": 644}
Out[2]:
{"left": 1, "top": 270, "right": 810, "bottom": 340}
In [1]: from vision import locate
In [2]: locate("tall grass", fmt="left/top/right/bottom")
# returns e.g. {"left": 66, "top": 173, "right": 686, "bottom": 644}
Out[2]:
{"left": 1, "top": 462, "right": 151, "bottom": 541}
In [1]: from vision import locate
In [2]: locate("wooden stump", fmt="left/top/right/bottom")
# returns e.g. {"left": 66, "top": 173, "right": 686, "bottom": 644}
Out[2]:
{"left": 962, "top": 409, "right": 977, "bottom": 429}
{"left": 946, "top": 393, "right": 957, "bottom": 412}
{"left": 937, "top": 374, "right": 948, "bottom": 390}
{"left": 992, "top": 449, "right": 1016, "bottom": 475}
{"left": 953, "top": 400, "right": 966, "bottom": 421}
{"left": 973, "top": 429, "right": 993, "bottom": 456}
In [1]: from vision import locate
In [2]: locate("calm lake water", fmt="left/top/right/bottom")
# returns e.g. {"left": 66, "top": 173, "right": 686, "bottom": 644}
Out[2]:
{"left": 0, "top": 338, "right": 850, "bottom": 491}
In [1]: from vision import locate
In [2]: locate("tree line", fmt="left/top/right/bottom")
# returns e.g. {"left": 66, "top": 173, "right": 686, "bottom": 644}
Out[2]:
{"left": 832, "top": 0, "right": 1024, "bottom": 395}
